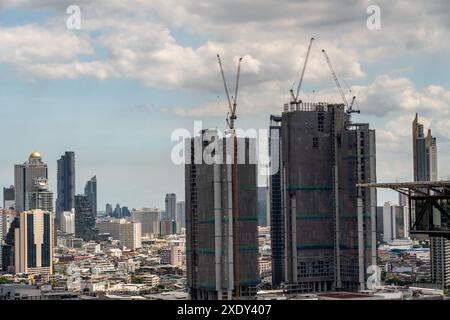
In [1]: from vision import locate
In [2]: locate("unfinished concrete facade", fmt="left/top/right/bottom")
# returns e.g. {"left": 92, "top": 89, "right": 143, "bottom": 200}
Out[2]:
{"left": 270, "top": 102, "right": 377, "bottom": 293}
{"left": 185, "top": 130, "right": 259, "bottom": 300}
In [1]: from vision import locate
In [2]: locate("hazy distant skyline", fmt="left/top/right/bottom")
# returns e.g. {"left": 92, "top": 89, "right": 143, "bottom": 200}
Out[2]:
{"left": 0, "top": 1, "right": 449, "bottom": 209}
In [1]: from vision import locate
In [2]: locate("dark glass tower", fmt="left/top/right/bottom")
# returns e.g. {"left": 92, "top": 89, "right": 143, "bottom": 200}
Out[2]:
{"left": 84, "top": 176, "right": 97, "bottom": 218}
{"left": 56, "top": 151, "right": 75, "bottom": 226}
{"left": 74, "top": 194, "right": 96, "bottom": 241}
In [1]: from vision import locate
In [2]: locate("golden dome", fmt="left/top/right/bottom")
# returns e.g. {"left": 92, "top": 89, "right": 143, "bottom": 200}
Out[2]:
{"left": 30, "top": 151, "right": 41, "bottom": 158}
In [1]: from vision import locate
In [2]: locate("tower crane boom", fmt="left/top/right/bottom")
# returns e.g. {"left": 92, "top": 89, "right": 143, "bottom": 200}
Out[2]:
{"left": 293, "top": 37, "right": 314, "bottom": 102}
{"left": 321, "top": 49, "right": 349, "bottom": 108}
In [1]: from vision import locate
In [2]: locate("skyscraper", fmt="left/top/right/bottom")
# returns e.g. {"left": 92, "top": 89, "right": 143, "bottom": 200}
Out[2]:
{"left": 270, "top": 102, "right": 377, "bottom": 293}
{"left": 176, "top": 201, "right": 186, "bottom": 233}
{"left": 185, "top": 130, "right": 259, "bottom": 300}
{"left": 413, "top": 114, "right": 438, "bottom": 181}
{"left": 84, "top": 176, "right": 97, "bottom": 218}
{"left": 56, "top": 152, "right": 75, "bottom": 226}
{"left": 165, "top": 193, "right": 176, "bottom": 221}
{"left": 14, "top": 209, "right": 54, "bottom": 275}
{"left": 105, "top": 203, "right": 113, "bottom": 216}
{"left": 25, "top": 177, "right": 53, "bottom": 212}
{"left": 113, "top": 204, "right": 122, "bottom": 218}
{"left": 3, "top": 186, "right": 15, "bottom": 210}
{"left": 74, "top": 194, "right": 96, "bottom": 241}
{"left": 413, "top": 114, "right": 449, "bottom": 290}
{"left": 14, "top": 152, "right": 48, "bottom": 213}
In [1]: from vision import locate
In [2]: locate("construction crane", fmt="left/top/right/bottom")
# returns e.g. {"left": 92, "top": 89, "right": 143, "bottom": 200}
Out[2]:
{"left": 217, "top": 54, "right": 243, "bottom": 129}
{"left": 290, "top": 37, "right": 314, "bottom": 104}
{"left": 217, "top": 54, "right": 243, "bottom": 298}
{"left": 321, "top": 49, "right": 360, "bottom": 115}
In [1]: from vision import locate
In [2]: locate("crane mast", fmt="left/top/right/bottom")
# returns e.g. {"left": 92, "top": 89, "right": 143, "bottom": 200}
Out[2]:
{"left": 217, "top": 54, "right": 243, "bottom": 298}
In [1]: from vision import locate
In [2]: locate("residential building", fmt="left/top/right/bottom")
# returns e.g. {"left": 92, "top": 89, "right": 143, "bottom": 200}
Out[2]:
{"left": 95, "top": 219, "right": 142, "bottom": 250}
{"left": 185, "top": 129, "right": 259, "bottom": 300}
{"left": 270, "top": 102, "right": 377, "bottom": 293}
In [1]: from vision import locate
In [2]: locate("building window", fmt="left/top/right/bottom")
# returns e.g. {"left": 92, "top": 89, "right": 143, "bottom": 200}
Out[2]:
{"left": 313, "top": 137, "right": 319, "bottom": 148}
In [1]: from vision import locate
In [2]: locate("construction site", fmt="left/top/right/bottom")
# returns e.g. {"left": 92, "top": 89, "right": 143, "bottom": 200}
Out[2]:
{"left": 269, "top": 38, "right": 378, "bottom": 293}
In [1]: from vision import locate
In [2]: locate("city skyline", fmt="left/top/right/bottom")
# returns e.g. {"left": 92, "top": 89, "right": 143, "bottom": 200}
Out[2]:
{"left": 0, "top": 1, "right": 449, "bottom": 210}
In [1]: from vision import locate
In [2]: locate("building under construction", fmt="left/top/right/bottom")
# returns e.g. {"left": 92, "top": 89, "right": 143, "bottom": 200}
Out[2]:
{"left": 185, "top": 129, "right": 259, "bottom": 300}
{"left": 269, "top": 102, "right": 377, "bottom": 293}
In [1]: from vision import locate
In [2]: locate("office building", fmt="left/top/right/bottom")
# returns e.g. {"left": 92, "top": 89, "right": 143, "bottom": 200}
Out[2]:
{"left": 270, "top": 102, "right": 377, "bottom": 293}
{"left": 14, "top": 209, "right": 54, "bottom": 275}
{"left": 105, "top": 203, "right": 113, "bottom": 216}
{"left": 0, "top": 212, "right": 2, "bottom": 268}
{"left": 185, "top": 130, "right": 259, "bottom": 300}
{"left": 25, "top": 177, "right": 53, "bottom": 212}
{"left": 14, "top": 152, "right": 48, "bottom": 213}
{"left": 84, "top": 176, "right": 97, "bottom": 218}
{"left": 56, "top": 152, "right": 75, "bottom": 226}
{"left": 413, "top": 114, "right": 450, "bottom": 290}
{"left": 121, "top": 206, "right": 131, "bottom": 217}
{"left": 132, "top": 208, "right": 160, "bottom": 237}
{"left": 3, "top": 186, "right": 15, "bottom": 210}
{"left": 61, "top": 210, "right": 75, "bottom": 234}
{"left": 96, "top": 219, "right": 142, "bottom": 250}
{"left": 176, "top": 201, "right": 186, "bottom": 233}
{"left": 74, "top": 194, "right": 96, "bottom": 241}
{"left": 113, "top": 204, "right": 122, "bottom": 218}
{"left": 257, "top": 187, "right": 270, "bottom": 227}
{"left": 165, "top": 193, "right": 176, "bottom": 221}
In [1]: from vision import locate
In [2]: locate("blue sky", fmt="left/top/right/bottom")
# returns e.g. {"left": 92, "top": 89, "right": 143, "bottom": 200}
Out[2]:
{"left": 0, "top": 0, "right": 449, "bottom": 209}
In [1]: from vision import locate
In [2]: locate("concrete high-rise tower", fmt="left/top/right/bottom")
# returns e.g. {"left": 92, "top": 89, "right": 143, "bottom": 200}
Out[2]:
{"left": 14, "top": 152, "right": 48, "bottom": 214}
{"left": 56, "top": 152, "right": 75, "bottom": 226}
{"left": 185, "top": 130, "right": 259, "bottom": 300}
{"left": 270, "top": 102, "right": 377, "bottom": 293}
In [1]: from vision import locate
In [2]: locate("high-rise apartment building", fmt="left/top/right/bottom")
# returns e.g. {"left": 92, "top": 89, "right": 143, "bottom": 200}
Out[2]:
{"left": 382, "top": 201, "right": 409, "bottom": 242}
{"left": 84, "top": 176, "right": 97, "bottom": 218}
{"left": 56, "top": 152, "right": 75, "bottom": 226}
{"left": 14, "top": 209, "right": 54, "bottom": 275}
{"left": 185, "top": 130, "right": 259, "bottom": 300}
{"left": 74, "top": 194, "right": 96, "bottom": 241}
{"left": 165, "top": 193, "right": 176, "bottom": 221}
{"left": 14, "top": 152, "right": 48, "bottom": 213}
{"left": 270, "top": 102, "right": 377, "bottom": 293}
{"left": 413, "top": 114, "right": 450, "bottom": 290}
